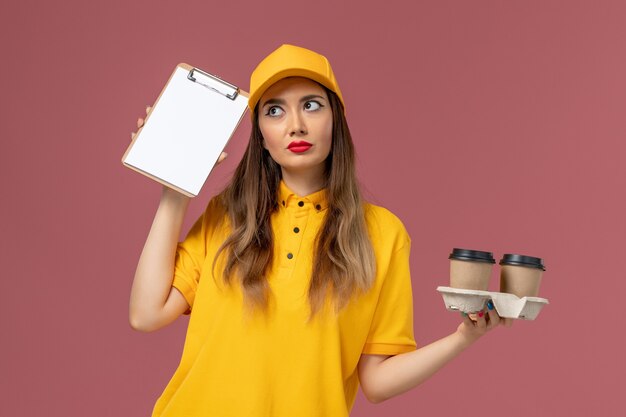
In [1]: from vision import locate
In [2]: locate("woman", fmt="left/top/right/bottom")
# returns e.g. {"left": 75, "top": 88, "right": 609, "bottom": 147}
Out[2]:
{"left": 129, "top": 44, "right": 507, "bottom": 417}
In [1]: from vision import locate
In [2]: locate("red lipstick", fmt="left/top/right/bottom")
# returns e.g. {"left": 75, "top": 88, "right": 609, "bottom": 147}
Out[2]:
{"left": 287, "top": 141, "right": 312, "bottom": 153}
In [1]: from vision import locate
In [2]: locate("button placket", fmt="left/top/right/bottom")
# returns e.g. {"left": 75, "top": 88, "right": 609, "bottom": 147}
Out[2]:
{"left": 281, "top": 202, "right": 309, "bottom": 269}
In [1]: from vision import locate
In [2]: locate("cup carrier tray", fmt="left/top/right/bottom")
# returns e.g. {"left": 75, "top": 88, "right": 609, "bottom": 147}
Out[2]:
{"left": 437, "top": 286, "right": 549, "bottom": 320}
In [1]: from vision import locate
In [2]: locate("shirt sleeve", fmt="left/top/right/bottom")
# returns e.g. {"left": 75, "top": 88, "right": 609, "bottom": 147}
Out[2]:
{"left": 362, "top": 240, "right": 417, "bottom": 355}
{"left": 171, "top": 201, "right": 214, "bottom": 314}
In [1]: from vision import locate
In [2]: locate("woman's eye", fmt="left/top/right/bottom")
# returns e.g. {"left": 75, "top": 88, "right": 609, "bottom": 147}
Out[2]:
{"left": 266, "top": 106, "right": 284, "bottom": 117}
{"left": 304, "top": 101, "right": 322, "bottom": 111}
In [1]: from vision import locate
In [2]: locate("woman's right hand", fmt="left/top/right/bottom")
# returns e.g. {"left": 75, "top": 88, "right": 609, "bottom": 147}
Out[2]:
{"left": 130, "top": 104, "right": 151, "bottom": 142}
{"left": 130, "top": 105, "right": 228, "bottom": 164}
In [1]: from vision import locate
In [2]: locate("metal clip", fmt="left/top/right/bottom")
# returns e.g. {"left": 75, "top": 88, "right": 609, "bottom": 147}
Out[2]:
{"left": 188, "top": 68, "right": 239, "bottom": 100}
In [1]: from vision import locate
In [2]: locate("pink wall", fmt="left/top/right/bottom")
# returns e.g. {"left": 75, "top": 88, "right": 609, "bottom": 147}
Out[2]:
{"left": 2, "top": 1, "right": 624, "bottom": 416}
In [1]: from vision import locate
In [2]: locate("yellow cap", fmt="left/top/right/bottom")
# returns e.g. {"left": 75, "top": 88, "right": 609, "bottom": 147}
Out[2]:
{"left": 248, "top": 44, "right": 344, "bottom": 113}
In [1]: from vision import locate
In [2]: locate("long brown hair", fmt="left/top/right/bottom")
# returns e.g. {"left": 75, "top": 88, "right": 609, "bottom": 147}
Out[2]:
{"left": 214, "top": 87, "right": 376, "bottom": 319}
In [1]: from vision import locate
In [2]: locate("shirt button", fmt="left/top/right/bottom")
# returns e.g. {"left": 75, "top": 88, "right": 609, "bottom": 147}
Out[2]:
{"left": 298, "top": 201, "right": 304, "bottom": 207}
{"left": 315, "top": 204, "right": 322, "bottom": 210}
{"left": 293, "top": 227, "right": 300, "bottom": 233}
{"left": 287, "top": 253, "right": 294, "bottom": 259}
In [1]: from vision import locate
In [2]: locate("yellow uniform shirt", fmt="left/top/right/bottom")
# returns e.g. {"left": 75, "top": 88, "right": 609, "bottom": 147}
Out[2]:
{"left": 152, "top": 182, "right": 416, "bottom": 417}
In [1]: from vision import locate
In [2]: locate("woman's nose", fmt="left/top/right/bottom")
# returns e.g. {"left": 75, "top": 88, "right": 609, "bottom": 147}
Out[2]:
{"left": 288, "top": 112, "right": 308, "bottom": 136}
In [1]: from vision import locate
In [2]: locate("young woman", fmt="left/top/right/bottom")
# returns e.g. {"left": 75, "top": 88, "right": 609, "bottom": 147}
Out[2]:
{"left": 129, "top": 44, "right": 508, "bottom": 417}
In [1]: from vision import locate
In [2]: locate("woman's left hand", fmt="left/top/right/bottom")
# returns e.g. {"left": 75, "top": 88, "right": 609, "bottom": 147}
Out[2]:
{"left": 456, "top": 300, "right": 513, "bottom": 343}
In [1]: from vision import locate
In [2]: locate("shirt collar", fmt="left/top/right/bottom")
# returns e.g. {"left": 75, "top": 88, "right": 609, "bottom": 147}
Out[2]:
{"left": 278, "top": 180, "right": 328, "bottom": 211}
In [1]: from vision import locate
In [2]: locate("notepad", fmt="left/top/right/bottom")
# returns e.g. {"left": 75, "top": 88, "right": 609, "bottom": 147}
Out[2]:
{"left": 122, "top": 63, "right": 249, "bottom": 197}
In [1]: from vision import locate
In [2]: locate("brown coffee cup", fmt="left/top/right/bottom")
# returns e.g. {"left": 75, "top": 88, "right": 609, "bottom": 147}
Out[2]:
{"left": 449, "top": 248, "right": 495, "bottom": 291}
{"left": 499, "top": 254, "right": 545, "bottom": 298}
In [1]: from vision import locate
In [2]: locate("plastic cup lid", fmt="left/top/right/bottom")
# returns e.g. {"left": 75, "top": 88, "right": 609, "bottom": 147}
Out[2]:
{"left": 499, "top": 254, "right": 546, "bottom": 271}
{"left": 448, "top": 248, "right": 495, "bottom": 264}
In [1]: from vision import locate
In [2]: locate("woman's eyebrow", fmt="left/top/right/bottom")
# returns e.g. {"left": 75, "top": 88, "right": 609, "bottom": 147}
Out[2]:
{"left": 299, "top": 94, "right": 326, "bottom": 103}
{"left": 261, "top": 97, "right": 286, "bottom": 108}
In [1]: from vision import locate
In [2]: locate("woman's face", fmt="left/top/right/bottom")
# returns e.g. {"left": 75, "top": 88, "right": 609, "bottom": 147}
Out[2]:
{"left": 258, "top": 77, "right": 333, "bottom": 180}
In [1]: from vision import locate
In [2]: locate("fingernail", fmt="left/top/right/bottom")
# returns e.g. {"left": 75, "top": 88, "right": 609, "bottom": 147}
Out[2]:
{"left": 478, "top": 311, "right": 484, "bottom": 318}
{"left": 487, "top": 301, "right": 494, "bottom": 310}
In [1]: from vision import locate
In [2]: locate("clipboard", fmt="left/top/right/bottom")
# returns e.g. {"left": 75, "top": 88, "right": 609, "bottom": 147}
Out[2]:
{"left": 122, "top": 63, "right": 249, "bottom": 197}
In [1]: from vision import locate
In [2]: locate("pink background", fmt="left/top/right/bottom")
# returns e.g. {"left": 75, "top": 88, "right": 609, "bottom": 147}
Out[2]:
{"left": 2, "top": 1, "right": 624, "bottom": 416}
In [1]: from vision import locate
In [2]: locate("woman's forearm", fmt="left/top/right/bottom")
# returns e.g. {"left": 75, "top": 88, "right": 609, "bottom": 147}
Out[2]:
{"left": 370, "top": 330, "right": 478, "bottom": 403}
{"left": 129, "top": 186, "right": 190, "bottom": 330}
